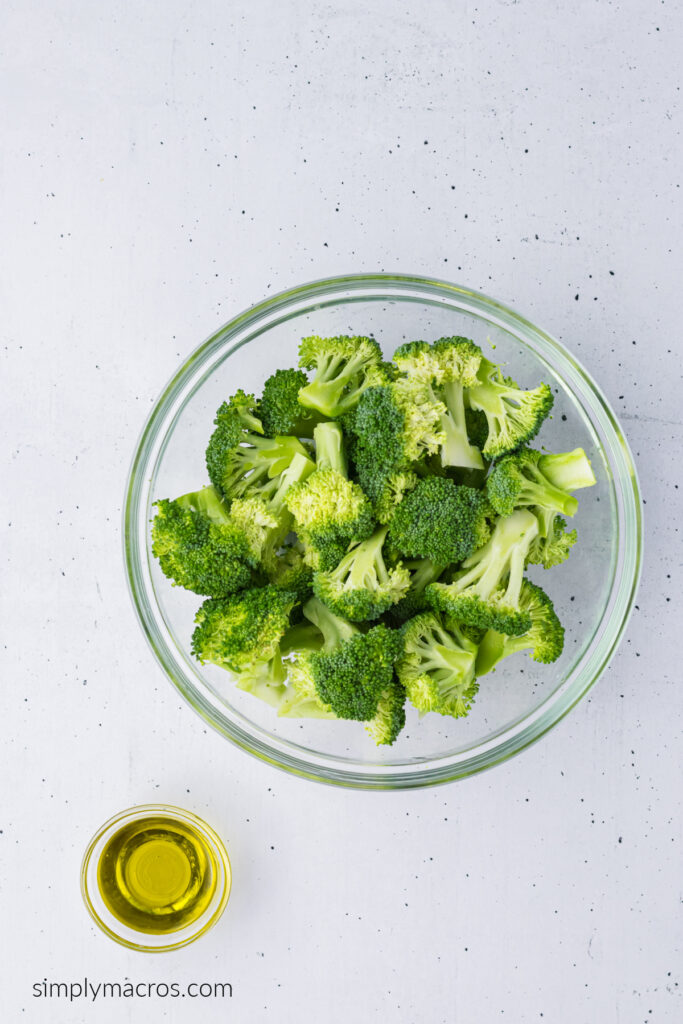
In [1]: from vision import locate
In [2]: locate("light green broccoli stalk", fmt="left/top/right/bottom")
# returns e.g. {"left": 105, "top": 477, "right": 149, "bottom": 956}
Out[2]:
{"left": 465, "top": 359, "right": 553, "bottom": 458}
{"left": 297, "top": 334, "right": 387, "bottom": 417}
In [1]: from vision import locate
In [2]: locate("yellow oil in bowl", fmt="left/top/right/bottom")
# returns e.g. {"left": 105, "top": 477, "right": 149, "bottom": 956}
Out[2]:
{"left": 97, "top": 816, "right": 218, "bottom": 935}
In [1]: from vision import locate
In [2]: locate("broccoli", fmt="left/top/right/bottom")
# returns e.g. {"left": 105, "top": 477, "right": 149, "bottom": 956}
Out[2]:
{"left": 365, "top": 680, "right": 407, "bottom": 745}
{"left": 151, "top": 486, "right": 255, "bottom": 598}
{"left": 297, "top": 334, "right": 387, "bottom": 417}
{"left": 265, "top": 540, "right": 314, "bottom": 601}
{"left": 258, "top": 367, "right": 322, "bottom": 438}
{"left": 487, "top": 447, "right": 594, "bottom": 569}
{"left": 373, "top": 469, "right": 419, "bottom": 525}
{"left": 342, "top": 381, "right": 444, "bottom": 507}
{"left": 426, "top": 509, "right": 540, "bottom": 635}
{"left": 527, "top": 516, "right": 578, "bottom": 569}
{"left": 235, "top": 619, "right": 324, "bottom": 709}
{"left": 475, "top": 579, "right": 565, "bottom": 675}
{"left": 384, "top": 557, "right": 446, "bottom": 626}
{"left": 281, "top": 598, "right": 403, "bottom": 722}
{"left": 206, "top": 389, "right": 313, "bottom": 501}
{"left": 394, "top": 336, "right": 485, "bottom": 470}
{"left": 466, "top": 359, "right": 553, "bottom": 458}
{"left": 397, "top": 611, "right": 479, "bottom": 718}
{"left": 313, "top": 525, "right": 411, "bottom": 622}
{"left": 191, "top": 585, "right": 298, "bottom": 674}
{"left": 285, "top": 422, "right": 375, "bottom": 570}
{"left": 388, "top": 476, "right": 492, "bottom": 565}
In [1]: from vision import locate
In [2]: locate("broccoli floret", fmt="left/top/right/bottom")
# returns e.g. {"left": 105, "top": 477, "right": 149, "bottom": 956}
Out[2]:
{"left": 285, "top": 422, "right": 375, "bottom": 570}
{"left": 313, "top": 526, "right": 411, "bottom": 622}
{"left": 151, "top": 486, "right": 255, "bottom": 597}
{"left": 191, "top": 585, "right": 298, "bottom": 673}
{"left": 475, "top": 579, "right": 565, "bottom": 674}
{"left": 206, "top": 389, "right": 313, "bottom": 501}
{"left": 388, "top": 477, "right": 492, "bottom": 565}
{"left": 426, "top": 509, "right": 540, "bottom": 635}
{"left": 397, "top": 611, "right": 479, "bottom": 718}
{"left": 365, "top": 680, "right": 407, "bottom": 745}
{"left": 373, "top": 469, "right": 419, "bottom": 525}
{"left": 526, "top": 516, "right": 578, "bottom": 569}
{"left": 266, "top": 540, "right": 314, "bottom": 601}
{"left": 235, "top": 619, "right": 325, "bottom": 709}
{"left": 384, "top": 557, "right": 446, "bottom": 626}
{"left": 343, "top": 382, "right": 444, "bottom": 505}
{"left": 258, "top": 367, "right": 322, "bottom": 438}
{"left": 486, "top": 447, "right": 590, "bottom": 518}
{"left": 394, "top": 337, "right": 485, "bottom": 471}
{"left": 465, "top": 406, "right": 489, "bottom": 452}
{"left": 297, "top": 334, "right": 386, "bottom": 417}
{"left": 283, "top": 598, "right": 403, "bottom": 721}
{"left": 466, "top": 359, "right": 553, "bottom": 458}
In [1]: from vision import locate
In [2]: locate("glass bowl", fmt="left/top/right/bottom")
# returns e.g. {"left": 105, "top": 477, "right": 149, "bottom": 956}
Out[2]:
{"left": 124, "top": 274, "right": 642, "bottom": 789}
{"left": 81, "top": 804, "right": 231, "bottom": 952}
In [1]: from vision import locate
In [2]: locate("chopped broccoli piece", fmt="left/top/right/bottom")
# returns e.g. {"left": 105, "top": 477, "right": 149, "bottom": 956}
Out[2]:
{"left": 466, "top": 359, "right": 553, "bottom": 458}
{"left": 206, "top": 389, "right": 313, "bottom": 501}
{"left": 426, "top": 509, "right": 540, "bottom": 635}
{"left": 397, "top": 611, "right": 479, "bottom": 718}
{"left": 283, "top": 598, "right": 403, "bottom": 721}
{"left": 365, "top": 680, "right": 407, "bottom": 745}
{"left": 191, "top": 585, "right": 298, "bottom": 673}
{"left": 258, "top": 367, "right": 322, "bottom": 438}
{"left": 266, "top": 540, "right": 314, "bottom": 601}
{"left": 388, "top": 476, "right": 492, "bottom": 565}
{"left": 486, "top": 446, "right": 588, "bottom": 518}
{"left": 538, "top": 447, "right": 597, "bottom": 492}
{"left": 394, "top": 337, "right": 485, "bottom": 470}
{"left": 475, "top": 579, "right": 565, "bottom": 674}
{"left": 297, "top": 334, "right": 386, "bottom": 417}
{"left": 151, "top": 486, "right": 255, "bottom": 598}
{"left": 527, "top": 515, "right": 578, "bottom": 569}
{"left": 343, "top": 381, "right": 444, "bottom": 506}
{"left": 373, "top": 469, "right": 419, "bottom": 525}
{"left": 285, "top": 422, "right": 375, "bottom": 570}
{"left": 313, "top": 526, "right": 411, "bottom": 622}
{"left": 235, "top": 654, "right": 288, "bottom": 708}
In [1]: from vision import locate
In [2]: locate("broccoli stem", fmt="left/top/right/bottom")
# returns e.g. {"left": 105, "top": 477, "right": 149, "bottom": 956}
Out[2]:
{"left": 439, "top": 381, "right": 484, "bottom": 470}
{"left": 458, "top": 510, "right": 539, "bottom": 601}
{"left": 520, "top": 464, "right": 579, "bottom": 518}
{"left": 303, "top": 596, "right": 357, "bottom": 650}
{"left": 313, "top": 421, "right": 348, "bottom": 476}
{"left": 176, "top": 485, "right": 231, "bottom": 524}
{"left": 337, "top": 527, "right": 389, "bottom": 590}
{"left": 299, "top": 349, "right": 369, "bottom": 416}
{"left": 538, "top": 448, "right": 596, "bottom": 492}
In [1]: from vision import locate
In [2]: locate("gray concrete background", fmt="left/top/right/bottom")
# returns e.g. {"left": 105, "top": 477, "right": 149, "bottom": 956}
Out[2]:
{"left": 1, "top": 1, "right": 681, "bottom": 1021}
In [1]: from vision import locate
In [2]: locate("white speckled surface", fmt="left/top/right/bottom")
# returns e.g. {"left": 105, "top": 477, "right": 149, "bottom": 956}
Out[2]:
{"left": 1, "top": 2, "right": 681, "bottom": 1021}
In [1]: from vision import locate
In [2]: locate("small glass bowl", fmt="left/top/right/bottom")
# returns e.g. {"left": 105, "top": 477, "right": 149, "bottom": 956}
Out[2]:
{"left": 81, "top": 804, "right": 231, "bottom": 952}
{"left": 124, "top": 274, "right": 642, "bottom": 789}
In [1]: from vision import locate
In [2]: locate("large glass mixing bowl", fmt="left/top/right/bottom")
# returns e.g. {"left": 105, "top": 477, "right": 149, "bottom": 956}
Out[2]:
{"left": 124, "top": 274, "right": 642, "bottom": 789}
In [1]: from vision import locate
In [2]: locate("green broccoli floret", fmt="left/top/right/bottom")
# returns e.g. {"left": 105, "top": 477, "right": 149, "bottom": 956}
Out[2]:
{"left": 342, "top": 381, "right": 444, "bottom": 506}
{"left": 394, "top": 337, "right": 485, "bottom": 471}
{"left": 297, "top": 335, "right": 386, "bottom": 417}
{"left": 313, "top": 526, "right": 411, "bottom": 622}
{"left": 282, "top": 598, "right": 403, "bottom": 721}
{"left": 258, "top": 367, "right": 322, "bottom": 438}
{"left": 365, "top": 680, "right": 407, "bottom": 745}
{"left": 526, "top": 516, "right": 578, "bottom": 569}
{"left": 191, "top": 585, "right": 298, "bottom": 673}
{"left": 384, "top": 557, "right": 446, "bottom": 626}
{"left": 235, "top": 619, "right": 324, "bottom": 709}
{"left": 285, "top": 422, "right": 375, "bottom": 570}
{"left": 397, "top": 612, "right": 479, "bottom": 718}
{"left": 206, "top": 389, "right": 313, "bottom": 501}
{"left": 266, "top": 540, "right": 314, "bottom": 601}
{"left": 373, "top": 469, "right": 419, "bottom": 524}
{"left": 464, "top": 406, "right": 489, "bottom": 452}
{"left": 151, "top": 486, "right": 255, "bottom": 597}
{"left": 466, "top": 359, "right": 553, "bottom": 458}
{"left": 388, "top": 477, "right": 492, "bottom": 565}
{"left": 475, "top": 579, "right": 565, "bottom": 675}
{"left": 426, "top": 509, "right": 540, "bottom": 635}
{"left": 486, "top": 447, "right": 592, "bottom": 517}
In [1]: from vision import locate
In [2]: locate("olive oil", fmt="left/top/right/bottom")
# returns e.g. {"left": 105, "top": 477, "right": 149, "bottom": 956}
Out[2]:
{"left": 97, "top": 815, "right": 217, "bottom": 935}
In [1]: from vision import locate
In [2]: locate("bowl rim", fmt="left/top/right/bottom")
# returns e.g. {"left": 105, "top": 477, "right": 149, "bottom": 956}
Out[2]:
{"left": 123, "top": 272, "right": 643, "bottom": 789}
